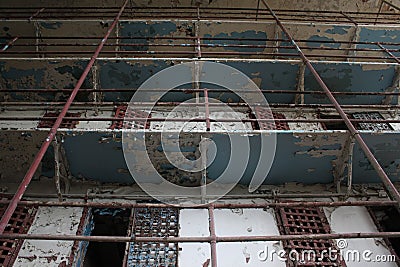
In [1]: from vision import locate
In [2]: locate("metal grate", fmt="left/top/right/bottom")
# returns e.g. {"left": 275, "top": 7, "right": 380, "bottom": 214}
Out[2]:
{"left": 277, "top": 206, "right": 346, "bottom": 266}
{"left": 254, "top": 107, "right": 290, "bottom": 130}
{"left": 127, "top": 207, "right": 179, "bottom": 267}
{"left": 37, "top": 111, "right": 81, "bottom": 129}
{"left": 110, "top": 105, "right": 151, "bottom": 130}
{"left": 352, "top": 112, "right": 393, "bottom": 131}
{"left": 0, "top": 204, "right": 37, "bottom": 267}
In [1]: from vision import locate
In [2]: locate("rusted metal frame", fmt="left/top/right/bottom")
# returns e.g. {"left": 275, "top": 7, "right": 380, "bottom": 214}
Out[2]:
{"left": 377, "top": 43, "right": 400, "bottom": 64}
{"left": 3, "top": 88, "right": 400, "bottom": 95}
{"left": 383, "top": 0, "right": 400, "bottom": 12}
{"left": 340, "top": 11, "right": 359, "bottom": 26}
{"left": 5, "top": 231, "right": 400, "bottom": 243}
{"left": 262, "top": 0, "right": 400, "bottom": 207}
{"left": 0, "top": 6, "right": 398, "bottom": 15}
{"left": 91, "top": 62, "right": 101, "bottom": 115}
{"left": 208, "top": 205, "right": 217, "bottom": 267}
{"left": 204, "top": 89, "right": 211, "bottom": 131}
{"left": 67, "top": 207, "right": 90, "bottom": 267}
{"left": 366, "top": 207, "right": 400, "bottom": 265}
{"left": 51, "top": 138, "right": 63, "bottom": 202}
{"left": 0, "top": 200, "right": 396, "bottom": 209}
{"left": 0, "top": 0, "right": 130, "bottom": 235}
{"left": 294, "top": 63, "right": 305, "bottom": 104}
{"left": 6, "top": 42, "right": 400, "bottom": 54}
{"left": 256, "top": 0, "right": 261, "bottom": 20}
{"left": 28, "top": 7, "right": 45, "bottom": 21}
{"left": 7, "top": 35, "right": 400, "bottom": 47}
{"left": 122, "top": 208, "right": 134, "bottom": 267}
{"left": 0, "top": 36, "right": 18, "bottom": 52}
{"left": 0, "top": 191, "right": 384, "bottom": 200}
{"left": 2, "top": 49, "right": 397, "bottom": 61}
{"left": 2, "top": 116, "right": 400, "bottom": 124}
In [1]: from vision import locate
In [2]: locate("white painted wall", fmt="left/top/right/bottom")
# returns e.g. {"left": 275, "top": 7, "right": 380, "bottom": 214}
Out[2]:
{"left": 13, "top": 206, "right": 84, "bottom": 267}
{"left": 324, "top": 206, "right": 397, "bottom": 267}
{"left": 178, "top": 207, "right": 285, "bottom": 267}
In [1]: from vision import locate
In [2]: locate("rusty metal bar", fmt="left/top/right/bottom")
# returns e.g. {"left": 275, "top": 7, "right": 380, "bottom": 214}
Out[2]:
{"left": 0, "top": 199, "right": 396, "bottom": 209}
{"left": 377, "top": 43, "right": 400, "bottom": 64}
{"left": 0, "top": 36, "right": 18, "bottom": 52}
{"left": 1, "top": 116, "right": 399, "bottom": 124}
{"left": 28, "top": 7, "right": 45, "bottom": 20}
{"left": 3, "top": 88, "right": 400, "bottom": 95}
{"left": 261, "top": 0, "right": 400, "bottom": 206}
{"left": 0, "top": 0, "right": 129, "bottom": 235}
{"left": 2, "top": 232, "right": 400, "bottom": 243}
{"left": 208, "top": 205, "right": 217, "bottom": 267}
{"left": 204, "top": 89, "right": 211, "bottom": 131}
{"left": 383, "top": 0, "right": 400, "bottom": 12}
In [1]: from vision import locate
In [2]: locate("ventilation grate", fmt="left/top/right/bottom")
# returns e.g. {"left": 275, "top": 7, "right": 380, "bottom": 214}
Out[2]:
{"left": 352, "top": 112, "right": 392, "bottom": 131}
{"left": 253, "top": 107, "right": 290, "bottom": 130}
{"left": 110, "top": 105, "right": 151, "bottom": 130}
{"left": 277, "top": 206, "right": 346, "bottom": 266}
{"left": 0, "top": 204, "right": 37, "bottom": 267}
{"left": 127, "top": 207, "right": 179, "bottom": 267}
{"left": 37, "top": 111, "right": 81, "bottom": 129}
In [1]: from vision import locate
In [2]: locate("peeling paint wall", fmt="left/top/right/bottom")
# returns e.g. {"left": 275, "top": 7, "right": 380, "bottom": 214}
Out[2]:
{"left": 13, "top": 206, "right": 84, "bottom": 267}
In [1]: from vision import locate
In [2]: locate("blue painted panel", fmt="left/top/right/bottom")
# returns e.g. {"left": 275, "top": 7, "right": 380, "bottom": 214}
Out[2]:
{"left": 304, "top": 63, "right": 396, "bottom": 105}
{"left": 352, "top": 132, "right": 400, "bottom": 183}
{"left": 203, "top": 30, "right": 268, "bottom": 52}
{"left": 63, "top": 132, "right": 133, "bottom": 184}
{"left": 358, "top": 28, "right": 400, "bottom": 49}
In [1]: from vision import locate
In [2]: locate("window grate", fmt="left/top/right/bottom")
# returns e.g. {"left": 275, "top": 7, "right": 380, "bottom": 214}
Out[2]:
{"left": 0, "top": 204, "right": 37, "bottom": 267}
{"left": 127, "top": 207, "right": 179, "bottom": 267}
{"left": 110, "top": 105, "right": 151, "bottom": 130}
{"left": 253, "top": 107, "right": 290, "bottom": 130}
{"left": 276, "top": 206, "right": 346, "bottom": 267}
{"left": 352, "top": 112, "right": 392, "bottom": 131}
{"left": 37, "top": 111, "right": 81, "bottom": 129}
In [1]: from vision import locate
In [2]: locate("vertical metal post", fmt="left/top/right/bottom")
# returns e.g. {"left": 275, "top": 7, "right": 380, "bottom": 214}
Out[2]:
{"left": 261, "top": 0, "right": 400, "bottom": 206}
{"left": 0, "top": 0, "right": 130, "bottom": 234}
{"left": 208, "top": 205, "right": 217, "bottom": 267}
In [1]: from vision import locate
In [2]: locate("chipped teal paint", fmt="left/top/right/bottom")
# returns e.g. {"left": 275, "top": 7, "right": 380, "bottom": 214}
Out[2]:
{"left": 324, "top": 26, "right": 351, "bottom": 35}
{"left": 203, "top": 30, "right": 267, "bottom": 52}
{"left": 36, "top": 130, "right": 400, "bottom": 185}
{"left": 39, "top": 21, "right": 63, "bottom": 29}
{"left": 358, "top": 28, "right": 400, "bottom": 49}
{"left": 99, "top": 60, "right": 170, "bottom": 101}
{"left": 352, "top": 133, "right": 400, "bottom": 183}
{"left": 306, "top": 36, "right": 341, "bottom": 48}
{"left": 63, "top": 132, "right": 133, "bottom": 184}
{"left": 207, "top": 133, "right": 340, "bottom": 185}
{"left": 304, "top": 63, "right": 396, "bottom": 105}
{"left": 119, "top": 21, "right": 179, "bottom": 51}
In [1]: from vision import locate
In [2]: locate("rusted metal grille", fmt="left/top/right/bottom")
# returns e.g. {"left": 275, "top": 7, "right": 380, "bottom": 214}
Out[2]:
{"left": 37, "top": 111, "right": 81, "bottom": 129}
{"left": 276, "top": 206, "right": 346, "bottom": 266}
{"left": 110, "top": 105, "right": 151, "bottom": 130}
{"left": 127, "top": 207, "right": 179, "bottom": 267}
{"left": 0, "top": 205, "right": 37, "bottom": 267}
{"left": 253, "top": 107, "right": 290, "bottom": 130}
{"left": 352, "top": 112, "right": 393, "bottom": 131}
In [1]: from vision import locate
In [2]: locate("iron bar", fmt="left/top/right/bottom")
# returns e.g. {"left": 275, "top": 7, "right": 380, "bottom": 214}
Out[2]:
{"left": 0, "top": 36, "right": 18, "bottom": 52}
{"left": 261, "top": 0, "right": 400, "bottom": 205}
{"left": 2, "top": 88, "right": 400, "bottom": 95}
{"left": 377, "top": 43, "right": 400, "bottom": 64}
{"left": 0, "top": 200, "right": 395, "bottom": 209}
{"left": 2, "top": 232, "right": 400, "bottom": 243}
{"left": 0, "top": 0, "right": 130, "bottom": 234}
{"left": 204, "top": 89, "right": 211, "bottom": 131}
{"left": 208, "top": 205, "right": 217, "bottom": 267}
{"left": 28, "top": 7, "right": 45, "bottom": 21}
{"left": 2, "top": 116, "right": 400, "bottom": 124}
